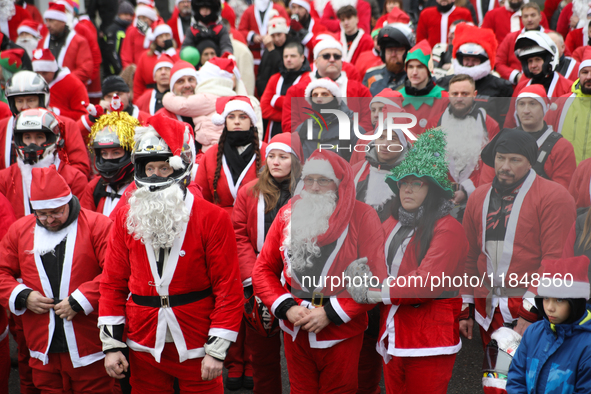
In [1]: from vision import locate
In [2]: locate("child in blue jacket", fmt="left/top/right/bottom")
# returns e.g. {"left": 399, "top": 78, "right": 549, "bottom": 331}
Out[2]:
{"left": 506, "top": 256, "right": 591, "bottom": 394}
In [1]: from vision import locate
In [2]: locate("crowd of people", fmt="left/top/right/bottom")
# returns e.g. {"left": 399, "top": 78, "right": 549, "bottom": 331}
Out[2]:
{"left": 3, "top": 0, "right": 591, "bottom": 393}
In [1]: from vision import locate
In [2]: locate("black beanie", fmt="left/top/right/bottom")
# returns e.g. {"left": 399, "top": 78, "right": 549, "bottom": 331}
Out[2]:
{"left": 102, "top": 76, "right": 130, "bottom": 97}
{"left": 480, "top": 128, "right": 538, "bottom": 168}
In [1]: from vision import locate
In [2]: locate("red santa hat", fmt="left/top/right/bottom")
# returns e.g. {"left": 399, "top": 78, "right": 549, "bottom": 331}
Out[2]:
{"left": 305, "top": 77, "right": 342, "bottom": 104}
{"left": 369, "top": 89, "right": 402, "bottom": 110}
{"left": 135, "top": 3, "right": 158, "bottom": 21}
{"left": 153, "top": 53, "right": 174, "bottom": 78}
{"left": 55, "top": 0, "right": 75, "bottom": 14}
{"left": 290, "top": 0, "right": 311, "bottom": 12}
{"left": 266, "top": 132, "right": 304, "bottom": 161}
{"left": 145, "top": 113, "right": 193, "bottom": 170}
{"left": 17, "top": 20, "right": 43, "bottom": 39}
{"left": 211, "top": 96, "right": 257, "bottom": 126}
{"left": 0, "top": 49, "right": 25, "bottom": 73}
{"left": 32, "top": 49, "right": 58, "bottom": 73}
{"left": 148, "top": 19, "right": 173, "bottom": 41}
{"left": 30, "top": 165, "right": 72, "bottom": 210}
{"left": 537, "top": 256, "right": 591, "bottom": 300}
{"left": 44, "top": 2, "right": 69, "bottom": 23}
{"left": 579, "top": 47, "right": 591, "bottom": 74}
{"left": 452, "top": 23, "right": 497, "bottom": 68}
{"left": 169, "top": 60, "right": 197, "bottom": 91}
{"left": 514, "top": 84, "right": 557, "bottom": 126}
{"left": 197, "top": 56, "right": 241, "bottom": 83}
{"left": 313, "top": 38, "right": 343, "bottom": 59}
{"left": 268, "top": 15, "right": 289, "bottom": 35}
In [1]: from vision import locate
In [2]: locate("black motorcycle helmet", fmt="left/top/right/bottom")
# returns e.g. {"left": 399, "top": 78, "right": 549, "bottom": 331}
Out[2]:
{"left": 192, "top": 0, "right": 221, "bottom": 24}
{"left": 377, "top": 24, "right": 414, "bottom": 63}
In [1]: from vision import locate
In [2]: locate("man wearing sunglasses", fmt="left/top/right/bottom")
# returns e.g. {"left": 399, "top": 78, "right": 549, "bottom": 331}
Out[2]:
{"left": 282, "top": 38, "right": 372, "bottom": 134}
{"left": 253, "top": 149, "right": 387, "bottom": 394}
{"left": 0, "top": 165, "right": 114, "bottom": 393}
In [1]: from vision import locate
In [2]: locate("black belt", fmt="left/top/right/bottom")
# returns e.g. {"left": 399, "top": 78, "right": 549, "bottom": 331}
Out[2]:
{"left": 132, "top": 288, "right": 212, "bottom": 308}
{"left": 286, "top": 283, "right": 330, "bottom": 306}
{"left": 436, "top": 290, "right": 459, "bottom": 300}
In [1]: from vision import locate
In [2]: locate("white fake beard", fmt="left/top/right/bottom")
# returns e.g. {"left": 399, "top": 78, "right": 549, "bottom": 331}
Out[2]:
{"left": 126, "top": 183, "right": 190, "bottom": 249}
{"left": 254, "top": 0, "right": 270, "bottom": 11}
{"left": 29, "top": 219, "right": 74, "bottom": 256}
{"left": 364, "top": 166, "right": 394, "bottom": 209}
{"left": 0, "top": 0, "right": 15, "bottom": 21}
{"left": 453, "top": 58, "right": 492, "bottom": 82}
{"left": 16, "top": 37, "right": 40, "bottom": 58}
{"left": 281, "top": 190, "right": 337, "bottom": 273}
{"left": 17, "top": 154, "right": 57, "bottom": 198}
{"left": 573, "top": 0, "right": 590, "bottom": 22}
{"left": 441, "top": 110, "right": 486, "bottom": 181}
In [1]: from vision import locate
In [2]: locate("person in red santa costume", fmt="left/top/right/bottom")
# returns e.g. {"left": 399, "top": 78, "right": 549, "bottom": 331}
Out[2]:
{"left": 231, "top": 133, "right": 303, "bottom": 393}
{"left": 568, "top": 155, "right": 591, "bottom": 210}
{"left": 0, "top": 193, "right": 16, "bottom": 394}
{"left": 345, "top": 129, "right": 469, "bottom": 394}
{"left": 99, "top": 113, "right": 243, "bottom": 393}
{"left": 31, "top": 48, "right": 89, "bottom": 122}
{"left": 482, "top": 0, "right": 549, "bottom": 46}
{"left": 320, "top": 0, "right": 371, "bottom": 34}
{"left": 120, "top": 2, "right": 159, "bottom": 68}
{"left": 0, "top": 70, "right": 91, "bottom": 178}
{"left": 134, "top": 54, "right": 173, "bottom": 115}
{"left": 238, "top": 0, "right": 288, "bottom": 69}
{"left": 336, "top": 5, "right": 373, "bottom": 65}
{"left": 0, "top": 164, "right": 114, "bottom": 393}
{"left": 416, "top": 0, "right": 473, "bottom": 49}
{"left": 480, "top": 85, "right": 576, "bottom": 189}
{"left": 253, "top": 149, "right": 387, "bottom": 393}
{"left": 557, "top": 0, "right": 591, "bottom": 39}
{"left": 167, "top": 0, "right": 193, "bottom": 46}
{"left": 0, "top": 0, "right": 32, "bottom": 42}
{"left": 289, "top": 0, "right": 327, "bottom": 50}
{"left": 460, "top": 129, "right": 576, "bottom": 348}
{"left": 0, "top": 108, "right": 87, "bottom": 219}
{"left": 80, "top": 105, "right": 140, "bottom": 217}
{"left": 133, "top": 20, "right": 178, "bottom": 100}
{"left": 38, "top": 2, "right": 93, "bottom": 86}
{"left": 15, "top": 19, "right": 44, "bottom": 59}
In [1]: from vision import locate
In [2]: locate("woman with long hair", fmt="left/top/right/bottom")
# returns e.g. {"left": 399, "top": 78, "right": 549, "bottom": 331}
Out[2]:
{"left": 346, "top": 129, "right": 469, "bottom": 394}
{"left": 231, "top": 133, "right": 302, "bottom": 394}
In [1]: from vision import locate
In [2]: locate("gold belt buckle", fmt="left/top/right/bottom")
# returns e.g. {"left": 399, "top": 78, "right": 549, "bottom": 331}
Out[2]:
{"left": 160, "top": 295, "right": 170, "bottom": 308}
{"left": 311, "top": 292, "right": 324, "bottom": 307}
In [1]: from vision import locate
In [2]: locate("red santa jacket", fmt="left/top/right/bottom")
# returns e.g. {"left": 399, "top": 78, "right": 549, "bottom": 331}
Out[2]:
{"left": 481, "top": 5, "right": 550, "bottom": 45}
{"left": 73, "top": 18, "right": 102, "bottom": 98}
{"left": 21, "top": 2, "right": 42, "bottom": 24}
{"left": 416, "top": 6, "right": 473, "bottom": 48}
{"left": 260, "top": 71, "right": 309, "bottom": 142}
{"left": 320, "top": 0, "right": 371, "bottom": 34}
{"left": 503, "top": 73, "right": 574, "bottom": 129}
{"left": 479, "top": 127, "right": 576, "bottom": 190}
{"left": 469, "top": 0, "right": 500, "bottom": 26}
{"left": 253, "top": 200, "right": 387, "bottom": 347}
{"left": 565, "top": 27, "right": 586, "bottom": 55}
{"left": 0, "top": 192, "right": 15, "bottom": 352}
{"left": 4, "top": 5, "right": 31, "bottom": 41}
{"left": 238, "top": 4, "right": 289, "bottom": 65}
{"left": 340, "top": 29, "right": 374, "bottom": 65}
{"left": 461, "top": 171, "right": 576, "bottom": 332}
{"left": 375, "top": 7, "right": 410, "bottom": 28}
{"left": 568, "top": 157, "right": 591, "bottom": 209}
{"left": 0, "top": 115, "right": 91, "bottom": 178}
{"left": 355, "top": 48, "right": 382, "bottom": 79}
{"left": 133, "top": 50, "right": 179, "bottom": 101}
{"left": 495, "top": 29, "right": 527, "bottom": 82}
{"left": 135, "top": 89, "right": 159, "bottom": 115}
{"left": 80, "top": 176, "right": 134, "bottom": 217}
{"left": 168, "top": 7, "right": 188, "bottom": 46}
{"left": 557, "top": 2, "right": 574, "bottom": 39}
{"left": 194, "top": 141, "right": 267, "bottom": 217}
{"left": 0, "top": 160, "right": 87, "bottom": 219}
{"left": 376, "top": 215, "right": 468, "bottom": 361}
{"left": 0, "top": 209, "right": 112, "bottom": 367}
{"left": 282, "top": 72, "right": 372, "bottom": 134}
{"left": 120, "top": 24, "right": 149, "bottom": 68}
{"left": 38, "top": 29, "right": 94, "bottom": 85}
{"left": 98, "top": 192, "right": 243, "bottom": 362}
{"left": 48, "top": 68, "right": 89, "bottom": 121}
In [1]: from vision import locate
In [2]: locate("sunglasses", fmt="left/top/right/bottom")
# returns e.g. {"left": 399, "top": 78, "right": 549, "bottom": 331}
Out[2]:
{"left": 321, "top": 53, "right": 343, "bottom": 61}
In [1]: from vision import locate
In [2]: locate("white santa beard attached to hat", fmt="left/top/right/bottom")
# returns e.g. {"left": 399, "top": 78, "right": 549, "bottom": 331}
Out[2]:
{"left": 452, "top": 58, "right": 492, "bottom": 82}
{"left": 0, "top": 0, "right": 16, "bottom": 21}
{"left": 282, "top": 189, "right": 337, "bottom": 273}
{"left": 364, "top": 166, "right": 394, "bottom": 209}
{"left": 16, "top": 37, "right": 40, "bottom": 59}
{"left": 29, "top": 220, "right": 75, "bottom": 256}
{"left": 17, "top": 154, "right": 57, "bottom": 198}
{"left": 441, "top": 113, "right": 484, "bottom": 181}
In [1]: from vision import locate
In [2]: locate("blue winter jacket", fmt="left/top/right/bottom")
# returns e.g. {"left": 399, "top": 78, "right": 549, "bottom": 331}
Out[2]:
{"left": 506, "top": 310, "right": 591, "bottom": 394}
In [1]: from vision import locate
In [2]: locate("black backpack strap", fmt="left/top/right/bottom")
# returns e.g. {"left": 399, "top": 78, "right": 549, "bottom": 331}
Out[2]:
{"left": 532, "top": 132, "right": 562, "bottom": 179}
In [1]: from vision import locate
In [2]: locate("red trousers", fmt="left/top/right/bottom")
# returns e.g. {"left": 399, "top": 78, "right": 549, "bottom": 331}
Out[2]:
{"left": 0, "top": 332, "right": 10, "bottom": 394}
{"left": 30, "top": 352, "right": 114, "bottom": 394}
{"left": 357, "top": 332, "right": 382, "bottom": 394}
{"left": 383, "top": 353, "right": 457, "bottom": 394}
{"left": 246, "top": 327, "right": 282, "bottom": 394}
{"left": 224, "top": 318, "right": 253, "bottom": 379}
{"left": 284, "top": 331, "right": 364, "bottom": 394}
{"left": 129, "top": 344, "right": 224, "bottom": 394}
{"left": 9, "top": 314, "right": 39, "bottom": 394}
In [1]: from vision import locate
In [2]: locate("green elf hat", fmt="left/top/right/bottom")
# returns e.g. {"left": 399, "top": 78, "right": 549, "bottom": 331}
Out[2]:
{"left": 386, "top": 127, "right": 454, "bottom": 199}
{"left": 405, "top": 39, "right": 433, "bottom": 73}
{"left": 0, "top": 49, "right": 25, "bottom": 73}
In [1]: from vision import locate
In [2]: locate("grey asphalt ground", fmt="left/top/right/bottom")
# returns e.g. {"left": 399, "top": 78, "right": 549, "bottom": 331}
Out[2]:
{"left": 8, "top": 328, "right": 484, "bottom": 393}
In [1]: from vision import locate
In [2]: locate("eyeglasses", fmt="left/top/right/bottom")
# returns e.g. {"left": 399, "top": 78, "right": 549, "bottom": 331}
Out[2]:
{"left": 397, "top": 180, "right": 425, "bottom": 192}
{"left": 303, "top": 176, "right": 334, "bottom": 187}
{"left": 34, "top": 207, "right": 66, "bottom": 221}
{"left": 321, "top": 53, "right": 342, "bottom": 61}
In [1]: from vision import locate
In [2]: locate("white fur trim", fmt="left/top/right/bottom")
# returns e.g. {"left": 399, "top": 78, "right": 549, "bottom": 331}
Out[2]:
{"left": 370, "top": 96, "right": 401, "bottom": 109}
{"left": 32, "top": 60, "right": 58, "bottom": 73}
{"left": 313, "top": 39, "right": 343, "bottom": 59}
{"left": 516, "top": 92, "right": 548, "bottom": 115}
{"left": 30, "top": 193, "right": 72, "bottom": 210}
{"left": 266, "top": 142, "right": 292, "bottom": 156}
{"left": 44, "top": 10, "right": 68, "bottom": 23}
{"left": 168, "top": 155, "right": 183, "bottom": 170}
{"left": 301, "top": 158, "right": 339, "bottom": 184}
{"left": 580, "top": 59, "right": 591, "bottom": 74}
{"left": 153, "top": 61, "right": 173, "bottom": 78}
{"left": 170, "top": 68, "right": 197, "bottom": 91}
{"left": 304, "top": 79, "right": 342, "bottom": 104}
{"left": 538, "top": 280, "right": 590, "bottom": 300}
{"left": 135, "top": 5, "right": 158, "bottom": 21}
{"left": 211, "top": 100, "right": 258, "bottom": 126}
{"left": 150, "top": 24, "right": 172, "bottom": 41}
{"left": 18, "top": 26, "right": 41, "bottom": 38}
{"left": 71, "top": 289, "right": 94, "bottom": 315}
{"left": 452, "top": 59, "right": 492, "bottom": 82}
{"left": 290, "top": 0, "right": 311, "bottom": 12}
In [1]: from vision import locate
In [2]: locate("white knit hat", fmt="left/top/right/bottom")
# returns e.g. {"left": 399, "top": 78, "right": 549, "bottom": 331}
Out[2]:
{"left": 313, "top": 38, "right": 343, "bottom": 59}
{"left": 304, "top": 78, "right": 342, "bottom": 104}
